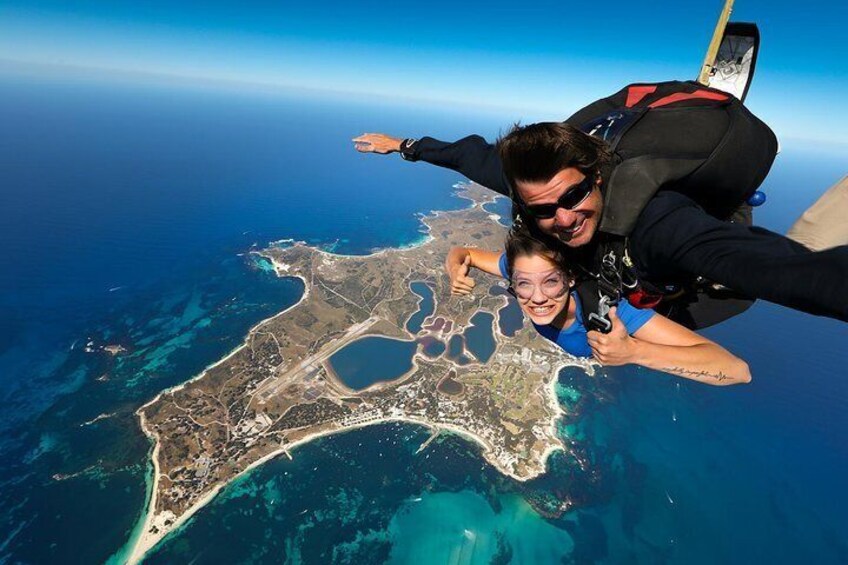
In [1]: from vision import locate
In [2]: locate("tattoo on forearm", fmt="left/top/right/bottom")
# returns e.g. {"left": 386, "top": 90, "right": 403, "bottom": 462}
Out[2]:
{"left": 661, "top": 366, "right": 732, "bottom": 382}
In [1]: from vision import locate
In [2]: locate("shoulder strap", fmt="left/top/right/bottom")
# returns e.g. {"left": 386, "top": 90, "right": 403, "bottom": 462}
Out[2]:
{"left": 580, "top": 107, "right": 647, "bottom": 153}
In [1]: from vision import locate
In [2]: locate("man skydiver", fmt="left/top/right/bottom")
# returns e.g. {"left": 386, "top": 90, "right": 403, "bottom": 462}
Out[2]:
{"left": 353, "top": 80, "right": 848, "bottom": 330}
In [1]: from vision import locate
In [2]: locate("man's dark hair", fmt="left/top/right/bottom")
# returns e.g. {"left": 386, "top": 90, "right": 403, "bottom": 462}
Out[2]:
{"left": 504, "top": 222, "right": 574, "bottom": 281}
{"left": 497, "top": 122, "right": 611, "bottom": 189}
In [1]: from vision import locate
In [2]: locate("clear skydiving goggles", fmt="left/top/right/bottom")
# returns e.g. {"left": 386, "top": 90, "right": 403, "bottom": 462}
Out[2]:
{"left": 508, "top": 268, "right": 571, "bottom": 300}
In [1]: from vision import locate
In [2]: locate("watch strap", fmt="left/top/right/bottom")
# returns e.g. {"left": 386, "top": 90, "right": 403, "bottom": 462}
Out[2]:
{"left": 399, "top": 138, "right": 418, "bottom": 161}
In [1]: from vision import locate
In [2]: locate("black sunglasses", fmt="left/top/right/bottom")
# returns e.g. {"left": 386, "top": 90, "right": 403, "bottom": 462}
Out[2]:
{"left": 520, "top": 174, "right": 596, "bottom": 220}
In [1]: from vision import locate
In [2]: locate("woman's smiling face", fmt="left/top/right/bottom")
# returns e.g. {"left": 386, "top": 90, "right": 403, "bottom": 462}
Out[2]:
{"left": 510, "top": 253, "right": 572, "bottom": 326}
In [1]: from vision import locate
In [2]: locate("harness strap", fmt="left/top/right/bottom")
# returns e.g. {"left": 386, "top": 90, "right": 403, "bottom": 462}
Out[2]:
{"left": 576, "top": 279, "right": 613, "bottom": 334}
{"left": 576, "top": 240, "right": 627, "bottom": 333}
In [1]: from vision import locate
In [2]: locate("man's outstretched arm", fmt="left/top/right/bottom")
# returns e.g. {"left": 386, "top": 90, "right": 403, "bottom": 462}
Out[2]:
{"left": 631, "top": 191, "right": 848, "bottom": 322}
{"left": 353, "top": 132, "right": 510, "bottom": 197}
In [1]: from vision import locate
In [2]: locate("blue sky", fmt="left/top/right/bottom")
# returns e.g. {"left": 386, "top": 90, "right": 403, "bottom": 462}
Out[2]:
{"left": 1, "top": 0, "right": 847, "bottom": 144}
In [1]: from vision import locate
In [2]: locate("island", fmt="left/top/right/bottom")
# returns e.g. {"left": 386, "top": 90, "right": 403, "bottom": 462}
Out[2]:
{"left": 127, "top": 183, "right": 590, "bottom": 562}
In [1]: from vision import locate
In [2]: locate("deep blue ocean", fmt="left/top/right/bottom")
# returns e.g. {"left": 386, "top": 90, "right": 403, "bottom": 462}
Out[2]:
{"left": 1, "top": 72, "right": 847, "bottom": 564}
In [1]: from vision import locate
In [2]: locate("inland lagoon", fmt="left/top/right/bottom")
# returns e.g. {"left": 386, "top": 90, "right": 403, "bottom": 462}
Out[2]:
{"left": 328, "top": 336, "right": 417, "bottom": 391}
{"left": 463, "top": 311, "right": 496, "bottom": 363}
{"left": 490, "top": 284, "right": 524, "bottom": 337}
{"left": 497, "top": 300, "right": 524, "bottom": 337}
{"left": 406, "top": 281, "right": 435, "bottom": 335}
{"left": 419, "top": 336, "right": 447, "bottom": 359}
{"left": 445, "top": 334, "right": 472, "bottom": 365}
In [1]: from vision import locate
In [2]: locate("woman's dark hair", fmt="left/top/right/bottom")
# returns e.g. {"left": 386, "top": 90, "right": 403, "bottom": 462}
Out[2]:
{"left": 504, "top": 222, "right": 574, "bottom": 281}
{"left": 497, "top": 122, "right": 611, "bottom": 190}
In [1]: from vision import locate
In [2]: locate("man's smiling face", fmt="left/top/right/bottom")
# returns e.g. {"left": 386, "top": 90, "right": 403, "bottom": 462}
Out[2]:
{"left": 515, "top": 167, "right": 604, "bottom": 248}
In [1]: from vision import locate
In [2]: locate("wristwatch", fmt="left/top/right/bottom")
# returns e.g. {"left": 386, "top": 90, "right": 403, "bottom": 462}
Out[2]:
{"left": 399, "top": 138, "right": 418, "bottom": 161}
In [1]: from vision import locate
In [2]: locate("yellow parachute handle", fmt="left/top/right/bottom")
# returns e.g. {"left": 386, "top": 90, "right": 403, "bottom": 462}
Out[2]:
{"left": 697, "top": 0, "right": 736, "bottom": 85}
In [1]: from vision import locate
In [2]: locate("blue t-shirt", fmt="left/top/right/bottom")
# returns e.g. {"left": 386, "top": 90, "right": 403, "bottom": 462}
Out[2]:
{"left": 497, "top": 254, "right": 655, "bottom": 357}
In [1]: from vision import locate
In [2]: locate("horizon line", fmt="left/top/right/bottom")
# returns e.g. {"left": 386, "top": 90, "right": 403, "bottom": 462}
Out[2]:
{"left": 2, "top": 57, "right": 848, "bottom": 153}
{"left": 0, "top": 57, "right": 542, "bottom": 118}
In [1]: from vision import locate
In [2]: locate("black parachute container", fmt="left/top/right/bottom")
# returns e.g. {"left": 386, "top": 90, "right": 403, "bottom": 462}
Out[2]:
{"left": 574, "top": 80, "right": 777, "bottom": 237}
{"left": 569, "top": 9, "right": 773, "bottom": 333}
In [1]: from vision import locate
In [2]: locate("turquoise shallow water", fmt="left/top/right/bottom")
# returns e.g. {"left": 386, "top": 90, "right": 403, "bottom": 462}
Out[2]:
{"left": 387, "top": 491, "right": 574, "bottom": 564}
{"left": 0, "top": 252, "right": 305, "bottom": 564}
{"left": 2, "top": 73, "right": 848, "bottom": 564}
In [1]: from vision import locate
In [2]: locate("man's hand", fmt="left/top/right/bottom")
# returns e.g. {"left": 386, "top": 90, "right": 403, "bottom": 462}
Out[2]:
{"left": 446, "top": 251, "right": 476, "bottom": 296}
{"left": 586, "top": 307, "right": 639, "bottom": 365}
{"left": 352, "top": 133, "right": 403, "bottom": 154}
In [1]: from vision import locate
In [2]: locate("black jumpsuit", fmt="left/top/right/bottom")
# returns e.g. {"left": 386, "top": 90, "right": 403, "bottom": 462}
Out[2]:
{"left": 400, "top": 89, "right": 848, "bottom": 328}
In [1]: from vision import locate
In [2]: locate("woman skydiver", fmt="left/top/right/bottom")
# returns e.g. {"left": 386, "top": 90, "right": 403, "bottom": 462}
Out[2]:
{"left": 445, "top": 225, "right": 751, "bottom": 386}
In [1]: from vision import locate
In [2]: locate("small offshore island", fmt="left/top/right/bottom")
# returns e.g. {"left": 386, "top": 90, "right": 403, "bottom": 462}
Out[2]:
{"left": 128, "top": 183, "right": 588, "bottom": 562}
